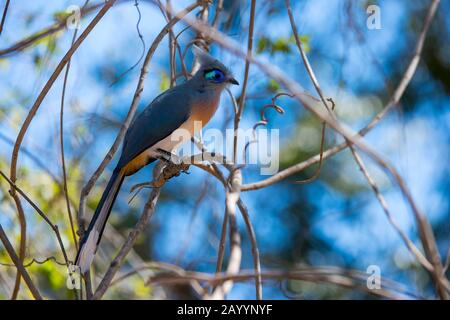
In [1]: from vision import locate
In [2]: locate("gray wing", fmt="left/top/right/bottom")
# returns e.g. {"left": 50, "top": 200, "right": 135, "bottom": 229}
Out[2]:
{"left": 117, "top": 86, "right": 192, "bottom": 169}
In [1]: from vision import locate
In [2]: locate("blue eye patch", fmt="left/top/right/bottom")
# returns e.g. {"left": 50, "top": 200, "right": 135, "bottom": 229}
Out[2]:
{"left": 204, "top": 69, "right": 226, "bottom": 83}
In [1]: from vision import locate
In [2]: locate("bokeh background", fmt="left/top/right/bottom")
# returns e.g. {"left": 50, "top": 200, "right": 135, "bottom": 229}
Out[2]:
{"left": 0, "top": 0, "right": 449, "bottom": 299}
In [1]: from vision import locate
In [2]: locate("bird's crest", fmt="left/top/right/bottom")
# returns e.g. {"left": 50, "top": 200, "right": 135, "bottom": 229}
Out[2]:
{"left": 192, "top": 45, "right": 231, "bottom": 77}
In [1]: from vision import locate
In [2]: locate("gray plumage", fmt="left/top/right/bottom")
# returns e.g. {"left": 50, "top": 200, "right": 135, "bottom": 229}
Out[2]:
{"left": 75, "top": 46, "right": 238, "bottom": 273}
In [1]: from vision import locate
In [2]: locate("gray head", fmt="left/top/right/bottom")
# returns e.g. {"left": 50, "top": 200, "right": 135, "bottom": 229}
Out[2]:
{"left": 191, "top": 45, "right": 239, "bottom": 89}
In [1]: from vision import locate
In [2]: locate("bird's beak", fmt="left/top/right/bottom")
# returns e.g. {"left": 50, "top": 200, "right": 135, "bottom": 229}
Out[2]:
{"left": 228, "top": 77, "right": 239, "bottom": 85}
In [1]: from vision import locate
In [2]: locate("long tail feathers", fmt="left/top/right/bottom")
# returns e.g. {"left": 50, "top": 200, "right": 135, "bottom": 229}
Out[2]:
{"left": 75, "top": 169, "right": 125, "bottom": 273}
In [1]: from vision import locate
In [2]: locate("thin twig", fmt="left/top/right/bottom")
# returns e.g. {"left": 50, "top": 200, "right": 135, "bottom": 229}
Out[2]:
{"left": 92, "top": 162, "right": 165, "bottom": 299}
{"left": 207, "top": 167, "right": 242, "bottom": 300}
{"left": 211, "top": 0, "right": 224, "bottom": 29}
{"left": 0, "top": 1, "right": 104, "bottom": 57}
{"left": 292, "top": 122, "right": 326, "bottom": 184}
{"left": 60, "top": 10, "right": 85, "bottom": 252}
{"left": 361, "top": 0, "right": 441, "bottom": 136}
{"left": 0, "top": 224, "right": 42, "bottom": 300}
{"left": 179, "top": 1, "right": 448, "bottom": 298}
{"left": 242, "top": 94, "right": 285, "bottom": 170}
{"left": 285, "top": 0, "right": 333, "bottom": 184}
{"left": 166, "top": 0, "right": 176, "bottom": 87}
{"left": 0, "top": 0, "right": 11, "bottom": 36}
{"left": 193, "top": 139, "right": 262, "bottom": 299}
{"left": 443, "top": 248, "right": 450, "bottom": 274}
{"left": 285, "top": 0, "right": 447, "bottom": 299}
{"left": 114, "top": 261, "right": 204, "bottom": 296}
{"left": 0, "top": 256, "right": 66, "bottom": 268}
{"left": 148, "top": 268, "right": 416, "bottom": 300}
{"left": 349, "top": 147, "right": 433, "bottom": 271}
{"left": 233, "top": 0, "right": 256, "bottom": 164}
{"left": 109, "top": 0, "right": 146, "bottom": 86}
{"left": 215, "top": 200, "right": 228, "bottom": 273}
{"left": 92, "top": 155, "right": 205, "bottom": 299}
{"left": 0, "top": 133, "right": 63, "bottom": 189}
{"left": 7, "top": 1, "right": 116, "bottom": 297}
{"left": 192, "top": 142, "right": 229, "bottom": 283}
{"left": 153, "top": 0, "right": 190, "bottom": 80}
{"left": 231, "top": 0, "right": 439, "bottom": 192}
{"left": 236, "top": 199, "right": 262, "bottom": 300}
{"left": 174, "top": 180, "right": 210, "bottom": 264}
{"left": 0, "top": 170, "right": 70, "bottom": 266}
{"left": 9, "top": 191, "right": 26, "bottom": 299}
{"left": 285, "top": 0, "right": 332, "bottom": 114}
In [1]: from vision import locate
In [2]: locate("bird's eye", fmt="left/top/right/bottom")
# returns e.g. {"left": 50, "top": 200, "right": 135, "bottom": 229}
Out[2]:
{"left": 204, "top": 69, "right": 225, "bottom": 83}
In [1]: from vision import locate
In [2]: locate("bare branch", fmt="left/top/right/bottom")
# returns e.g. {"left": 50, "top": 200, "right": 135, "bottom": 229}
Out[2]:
{"left": 93, "top": 153, "right": 212, "bottom": 299}
{"left": 6, "top": 1, "right": 116, "bottom": 297}
{"left": 192, "top": 139, "right": 262, "bottom": 299}
{"left": 0, "top": 1, "right": 105, "bottom": 57}
{"left": 0, "top": 170, "right": 70, "bottom": 266}
{"left": 285, "top": 0, "right": 447, "bottom": 299}
{"left": 148, "top": 267, "right": 417, "bottom": 300}
{"left": 361, "top": 0, "right": 441, "bottom": 135}
{"left": 237, "top": 199, "right": 262, "bottom": 300}
{"left": 92, "top": 162, "right": 164, "bottom": 299}
{"left": 207, "top": 168, "right": 242, "bottom": 300}
{"left": 174, "top": 0, "right": 449, "bottom": 300}
{"left": 114, "top": 261, "right": 205, "bottom": 297}
{"left": 349, "top": 147, "right": 433, "bottom": 271}
{"left": 9, "top": 0, "right": 116, "bottom": 188}
{"left": 0, "top": 224, "right": 42, "bottom": 300}
{"left": 240, "top": 0, "right": 440, "bottom": 191}
{"left": 233, "top": 0, "right": 256, "bottom": 164}
{"left": 0, "top": 256, "right": 66, "bottom": 268}
{"left": 0, "top": 0, "right": 10, "bottom": 36}
{"left": 60, "top": 11, "right": 85, "bottom": 252}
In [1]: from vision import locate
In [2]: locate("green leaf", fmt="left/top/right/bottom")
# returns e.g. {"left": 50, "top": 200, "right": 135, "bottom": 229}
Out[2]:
{"left": 298, "top": 35, "right": 310, "bottom": 53}
{"left": 267, "top": 79, "right": 281, "bottom": 92}
{"left": 272, "top": 37, "right": 291, "bottom": 54}
{"left": 53, "top": 10, "right": 71, "bottom": 23}
{"left": 256, "top": 36, "right": 270, "bottom": 54}
{"left": 159, "top": 72, "right": 170, "bottom": 91}
{"left": 256, "top": 34, "right": 310, "bottom": 55}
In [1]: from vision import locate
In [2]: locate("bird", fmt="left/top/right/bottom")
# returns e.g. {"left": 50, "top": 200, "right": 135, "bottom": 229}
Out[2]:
{"left": 75, "top": 46, "right": 239, "bottom": 273}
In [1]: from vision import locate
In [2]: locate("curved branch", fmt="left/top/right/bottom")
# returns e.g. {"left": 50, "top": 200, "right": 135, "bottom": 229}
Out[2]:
{"left": 92, "top": 162, "right": 163, "bottom": 300}
{"left": 0, "top": 0, "right": 10, "bottom": 36}
{"left": 0, "top": 2, "right": 105, "bottom": 57}
{"left": 149, "top": 267, "right": 418, "bottom": 300}
{"left": 207, "top": 168, "right": 242, "bottom": 300}
{"left": 7, "top": 0, "right": 116, "bottom": 299}
{"left": 241, "top": 0, "right": 440, "bottom": 191}
{"left": 233, "top": 0, "right": 256, "bottom": 163}
{"left": 179, "top": 0, "right": 448, "bottom": 299}
{"left": 0, "top": 224, "right": 42, "bottom": 300}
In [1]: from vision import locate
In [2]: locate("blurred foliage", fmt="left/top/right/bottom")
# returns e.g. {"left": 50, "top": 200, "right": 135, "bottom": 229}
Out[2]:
{"left": 0, "top": 0, "right": 449, "bottom": 300}
{"left": 256, "top": 34, "right": 309, "bottom": 55}
{"left": 159, "top": 71, "right": 170, "bottom": 92}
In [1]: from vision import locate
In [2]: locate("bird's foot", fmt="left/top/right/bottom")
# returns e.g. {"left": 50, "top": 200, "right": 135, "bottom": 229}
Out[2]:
{"left": 155, "top": 149, "right": 190, "bottom": 178}
{"left": 155, "top": 148, "right": 179, "bottom": 163}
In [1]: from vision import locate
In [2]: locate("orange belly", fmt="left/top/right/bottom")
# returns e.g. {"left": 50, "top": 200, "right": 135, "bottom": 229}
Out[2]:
{"left": 122, "top": 93, "right": 221, "bottom": 176}
{"left": 122, "top": 152, "right": 151, "bottom": 176}
{"left": 189, "top": 93, "right": 221, "bottom": 129}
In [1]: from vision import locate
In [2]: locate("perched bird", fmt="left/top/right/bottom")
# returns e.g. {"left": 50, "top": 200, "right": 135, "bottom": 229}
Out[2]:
{"left": 75, "top": 46, "right": 239, "bottom": 273}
